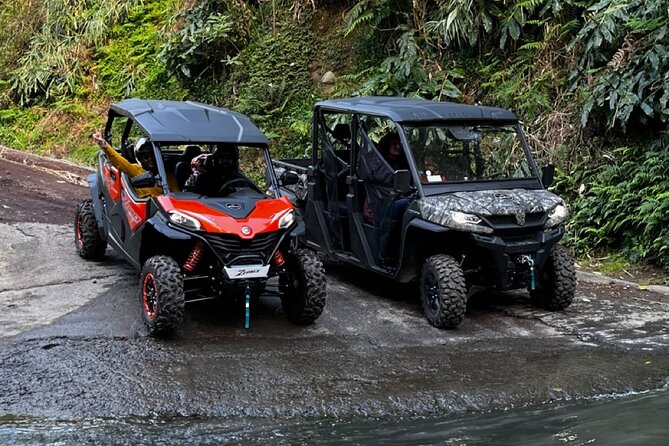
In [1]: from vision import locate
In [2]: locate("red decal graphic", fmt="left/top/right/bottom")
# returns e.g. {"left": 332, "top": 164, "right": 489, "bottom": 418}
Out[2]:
{"left": 121, "top": 190, "right": 147, "bottom": 231}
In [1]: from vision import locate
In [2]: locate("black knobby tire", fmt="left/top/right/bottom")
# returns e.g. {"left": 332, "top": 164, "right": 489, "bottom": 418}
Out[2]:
{"left": 280, "top": 248, "right": 326, "bottom": 325}
{"left": 530, "top": 245, "right": 576, "bottom": 311}
{"left": 74, "top": 199, "right": 106, "bottom": 260}
{"left": 420, "top": 254, "right": 467, "bottom": 329}
{"left": 140, "top": 256, "right": 186, "bottom": 337}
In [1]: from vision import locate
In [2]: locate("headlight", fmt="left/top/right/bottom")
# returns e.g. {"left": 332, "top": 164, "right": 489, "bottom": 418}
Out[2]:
{"left": 168, "top": 211, "right": 201, "bottom": 230}
{"left": 278, "top": 210, "right": 295, "bottom": 229}
{"left": 419, "top": 200, "right": 492, "bottom": 234}
{"left": 446, "top": 210, "right": 492, "bottom": 234}
{"left": 545, "top": 204, "right": 568, "bottom": 228}
{"left": 451, "top": 211, "right": 482, "bottom": 226}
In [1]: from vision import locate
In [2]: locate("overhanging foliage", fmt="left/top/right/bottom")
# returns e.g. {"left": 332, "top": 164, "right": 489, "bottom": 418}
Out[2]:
{"left": 0, "top": 0, "right": 667, "bottom": 270}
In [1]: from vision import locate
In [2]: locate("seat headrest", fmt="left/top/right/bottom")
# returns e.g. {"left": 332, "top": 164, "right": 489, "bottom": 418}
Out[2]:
{"left": 183, "top": 145, "right": 202, "bottom": 161}
{"left": 332, "top": 123, "right": 351, "bottom": 142}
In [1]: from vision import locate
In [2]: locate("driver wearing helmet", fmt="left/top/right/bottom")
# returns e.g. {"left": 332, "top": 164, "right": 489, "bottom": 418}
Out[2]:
{"left": 184, "top": 143, "right": 244, "bottom": 196}
{"left": 92, "top": 131, "right": 179, "bottom": 197}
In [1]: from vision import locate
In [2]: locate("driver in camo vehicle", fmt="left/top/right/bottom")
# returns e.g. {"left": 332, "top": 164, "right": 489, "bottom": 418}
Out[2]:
{"left": 273, "top": 97, "right": 576, "bottom": 330}
{"left": 183, "top": 143, "right": 245, "bottom": 197}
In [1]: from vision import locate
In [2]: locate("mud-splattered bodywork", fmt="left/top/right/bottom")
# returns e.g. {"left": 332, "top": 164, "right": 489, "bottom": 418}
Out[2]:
{"left": 418, "top": 189, "right": 566, "bottom": 233}
{"left": 405, "top": 188, "right": 568, "bottom": 290}
{"left": 276, "top": 97, "right": 573, "bottom": 294}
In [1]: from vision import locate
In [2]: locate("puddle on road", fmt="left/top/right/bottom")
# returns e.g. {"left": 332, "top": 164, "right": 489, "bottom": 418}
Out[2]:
{"left": 2, "top": 389, "right": 668, "bottom": 445}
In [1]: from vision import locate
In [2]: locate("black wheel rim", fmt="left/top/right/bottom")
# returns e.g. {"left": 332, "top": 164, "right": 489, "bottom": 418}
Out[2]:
{"left": 423, "top": 269, "right": 440, "bottom": 314}
{"left": 142, "top": 273, "right": 158, "bottom": 319}
{"left": 291, "top": 272, "right": 301, "bottom": 292}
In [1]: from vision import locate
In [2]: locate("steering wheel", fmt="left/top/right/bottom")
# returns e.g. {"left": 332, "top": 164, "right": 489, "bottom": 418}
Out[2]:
{"left": 217, "top": 178, "right": 253, "bottom": 195}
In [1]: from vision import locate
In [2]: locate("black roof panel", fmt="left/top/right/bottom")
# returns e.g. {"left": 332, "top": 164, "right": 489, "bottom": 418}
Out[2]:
{"left": 109, "top": 99, "right": 269, "bottom": 145}
{"left": 315, "top": 97, "right": 518, "bottom": 123}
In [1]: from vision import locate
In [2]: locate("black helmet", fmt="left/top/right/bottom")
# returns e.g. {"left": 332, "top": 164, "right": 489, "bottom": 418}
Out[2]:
{"left": 211, "top": 143, "right": 239, "bottom": 172}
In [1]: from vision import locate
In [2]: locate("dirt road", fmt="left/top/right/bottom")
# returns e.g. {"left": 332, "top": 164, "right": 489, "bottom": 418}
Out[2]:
{"left": 0, "top": 147, "right": 91, "bottom": 225}
{"left": 1, "top": 149, "right": 668, "bottom": 421}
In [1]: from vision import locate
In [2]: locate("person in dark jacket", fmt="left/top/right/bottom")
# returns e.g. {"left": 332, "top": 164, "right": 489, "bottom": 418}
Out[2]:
{"left": 379, "top": 131, "right": 409, "bottom": 173}
{"left": 184, "top": 143, "right": 245, "bottom": 196}
{"left": 377, "top": 131, "right": 411, "bottom": 265}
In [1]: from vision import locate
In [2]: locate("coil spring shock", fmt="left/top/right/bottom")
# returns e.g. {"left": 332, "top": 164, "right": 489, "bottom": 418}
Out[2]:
{"left": 183, "top": 241, "right": 205, "bottom": 272}
{"left": 273, "top": 249, "right": 285, "bottom": 267}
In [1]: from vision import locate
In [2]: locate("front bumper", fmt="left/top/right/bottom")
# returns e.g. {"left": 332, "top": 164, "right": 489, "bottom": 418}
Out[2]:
{"left": 470, "top": 226, "right": 564, "bottom": 290}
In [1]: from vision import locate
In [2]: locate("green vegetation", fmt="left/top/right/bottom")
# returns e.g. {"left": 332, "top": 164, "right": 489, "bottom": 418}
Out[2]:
{"left": 10, "top": 0, "right": 142, "bottom": 103}
{"left": 570, "top": 0, "right": 669, "bottom": 131}
{"left": 96, "top": 0, "right": 185, "bottom": 100}
{"left": 569, "top": 138, "right": 669, "bottom": 269}
{"left": 0, "top": 0, "right": 667, "bottom": 272}
{"left": 596, "top": 254, "right": 630, "bottom": 277}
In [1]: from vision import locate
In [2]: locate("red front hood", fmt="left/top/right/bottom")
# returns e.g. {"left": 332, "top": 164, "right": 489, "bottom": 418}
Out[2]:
{"left": 156, "top": 195, "right": 294, "bottom": 238}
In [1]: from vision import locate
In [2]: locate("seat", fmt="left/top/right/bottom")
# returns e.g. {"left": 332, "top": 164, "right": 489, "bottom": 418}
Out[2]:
{"left": 436, "top": 150, "right": 467, "bottom": 181}
{"left": 331, "top": 123, "right": 351, "bottom": 146}
{"left": 122, "top": 141, "right": 136, "bottom": 163}
{"left": 175, "top": 145, "right": 202, "bottom": 189}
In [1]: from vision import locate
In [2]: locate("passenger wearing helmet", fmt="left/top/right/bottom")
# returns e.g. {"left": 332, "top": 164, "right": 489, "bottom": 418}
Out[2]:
{"left": 92, "top": 131, "right": 179, "bottom": 197}
{"left": 184, "top": 143, "right": 245, "bottom": 196}
{"left": 133, "top": 138, "right": 157, "bottom": 173}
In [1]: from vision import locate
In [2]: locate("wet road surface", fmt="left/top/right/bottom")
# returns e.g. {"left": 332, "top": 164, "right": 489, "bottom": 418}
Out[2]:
{"left": 1, "top": 150, "right": 669, "bottom": 421}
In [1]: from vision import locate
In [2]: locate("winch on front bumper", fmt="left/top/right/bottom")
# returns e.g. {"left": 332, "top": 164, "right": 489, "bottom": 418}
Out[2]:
{"left": 470, "top": 226, "right": 563, "bottom": 291}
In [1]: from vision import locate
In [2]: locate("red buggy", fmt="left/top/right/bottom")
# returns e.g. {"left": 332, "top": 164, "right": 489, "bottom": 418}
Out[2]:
{"left": 75, "top": 99, "right": 325, "bottom": 336}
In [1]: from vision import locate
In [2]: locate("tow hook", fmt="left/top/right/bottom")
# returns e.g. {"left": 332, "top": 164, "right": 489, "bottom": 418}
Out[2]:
{"left": 519, "top": 255, "right": 536, "bottom": 290}
{"left": 244, "top": 285, "right": 251, "bottom": 330}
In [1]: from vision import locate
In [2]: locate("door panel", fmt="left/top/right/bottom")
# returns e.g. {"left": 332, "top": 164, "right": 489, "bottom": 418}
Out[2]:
{"left": 119, "top": 174, "right": 149, "bottom": 265}
{"left": 121, "top": 189, "right": 147, "bottom": 232}
{"left": 102, "top": 162, "right": 121, "bottom": 202}
{"left": 317, "top": 112, "right": 353, "bottom": 253}
{"left": 100, "top": 159, "right": 126, "bottom": 244}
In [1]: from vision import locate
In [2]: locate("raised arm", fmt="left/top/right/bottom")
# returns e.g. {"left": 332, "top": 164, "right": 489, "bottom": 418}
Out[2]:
{"left": 92, "top": 131, "right": 144, "bottom": 178}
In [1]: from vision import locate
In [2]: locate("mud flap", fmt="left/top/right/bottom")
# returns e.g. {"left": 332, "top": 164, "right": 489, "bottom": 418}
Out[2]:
{"left": 87, "top": 173, "right": 107, "bottom": 240}
{"left": 290, "top": 220, "right": 305, "bottom": 238}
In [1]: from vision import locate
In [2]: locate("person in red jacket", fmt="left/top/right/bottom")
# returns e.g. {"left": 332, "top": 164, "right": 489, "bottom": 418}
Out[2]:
{"left": 92, "top": 131, "right": 179, "bottom": 197}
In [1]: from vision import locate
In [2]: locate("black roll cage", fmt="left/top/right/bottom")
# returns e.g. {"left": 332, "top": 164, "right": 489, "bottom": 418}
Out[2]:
{"left": 311, "top": 105, "right": 544, "bottom": 199}
{"left": 103, "top": 112, "right": 282, "bottom": 198}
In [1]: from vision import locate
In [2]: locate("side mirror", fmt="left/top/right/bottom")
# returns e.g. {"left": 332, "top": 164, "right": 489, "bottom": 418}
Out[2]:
{"left": 393, "top": 169, "right": 411, "bottom": 194}
{"left": 131, "top": 171, "right": 156, "bottom": 188}
{"left": 541, "top": 164, "right": 555, "bottom": 188}
{"left": 280, "top": 170, "right": 300, "bottom": 186}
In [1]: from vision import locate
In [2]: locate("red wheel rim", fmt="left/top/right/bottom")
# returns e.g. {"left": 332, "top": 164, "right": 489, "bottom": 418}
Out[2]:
{"left": 75, "top": 212, "right": 83, "bottom": 247}
{"left": 142, "top": 273, "right": 158, "bottom": 319}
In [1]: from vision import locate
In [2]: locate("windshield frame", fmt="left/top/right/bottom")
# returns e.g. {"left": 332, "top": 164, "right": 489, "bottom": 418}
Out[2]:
{"left": 154, "top": 142, "right": 280, "bottom": 197}
{"left": 397, "top": 121, "right": 543, "bottom": 197}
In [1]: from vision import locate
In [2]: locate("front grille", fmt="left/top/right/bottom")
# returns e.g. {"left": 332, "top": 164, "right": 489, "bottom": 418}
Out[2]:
{"left": 203, "top": 231, "right": 282, "bottom": 264}
{"left": 485, "top": 212, "right": 545, "bottom": 227}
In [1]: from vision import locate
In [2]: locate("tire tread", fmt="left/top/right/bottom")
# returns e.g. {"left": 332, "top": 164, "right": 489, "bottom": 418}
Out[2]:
{"left": 75, "top": 199, "right": 106, "bottom": 260}
{"left": 141, "top": 255, "right": 185, "bottom": 337}
{"left": 531, "top": 245, "right": 576, "bottom": 311}
{"left": 421, "top": 254, "right": 467, "bottom": 329}
{"left": 281, "top": 248, "right": 326, "bottom": 325}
